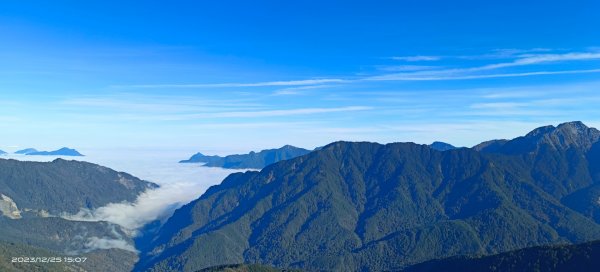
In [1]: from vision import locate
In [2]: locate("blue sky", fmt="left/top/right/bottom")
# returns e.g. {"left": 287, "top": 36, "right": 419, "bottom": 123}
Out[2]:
{"left": 1, "top": 1, "right": 599, "bottom": 154}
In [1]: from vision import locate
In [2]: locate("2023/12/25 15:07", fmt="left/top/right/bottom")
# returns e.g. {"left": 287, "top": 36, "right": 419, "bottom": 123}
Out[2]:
{"left": 11, "top": 256, "right": 87, "bottom": 263}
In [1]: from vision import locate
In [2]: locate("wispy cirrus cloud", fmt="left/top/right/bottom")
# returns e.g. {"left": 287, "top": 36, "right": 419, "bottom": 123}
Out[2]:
{"left": 368, "top": 51, "right": 600, "bottom": 81}
{"left": 106, "top": 50, "right": 600, "bottom": 91}
{"left": 391, "top": 55, "right": 441, "bottom": 61}
{"left": 458, "top": 48, "right": 554, "bottom": 60}
{"left": 176, "top": 106, "right": 372, "bottom": 119}
{"left": 375, "top": 65, "right": 439, "bottom": 72}
{"left": 475, "top": 52, "right": 600, "bottom": 71}
{"left": 112, "top": 78, "right": 347, "bottom": 89}
{"left": 60, "top": 93, "right": 371, "bottom": 120}
{"left": 368, "top": 69, "right": 600, "bottom": 81}
{"left": 271, "top": 84, "right": 338, "bottom": 96}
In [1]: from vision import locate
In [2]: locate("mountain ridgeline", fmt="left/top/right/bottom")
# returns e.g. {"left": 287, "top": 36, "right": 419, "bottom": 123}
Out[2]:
{"left": 180, "top": 145, "right": 311, "bottom": 169}
{"left": 429, "top": 141, "right": 458, "bottom": 151}
{"left": 0, "top": 159, "right": 158, "bottom": 272}
{"left": 26, "top": 147, "right": 84, "bottom": 156}
{"left": 0, "top": 158, "right": 157, "bottom": 214}
{"left": 136, "top": 121, "right": 600, "bottom": 271}
{"left": 14, "top": 147, "right": 85, "bottom": 156}
{"left": 14, "top": 148, "right": 38, "bottom": 154}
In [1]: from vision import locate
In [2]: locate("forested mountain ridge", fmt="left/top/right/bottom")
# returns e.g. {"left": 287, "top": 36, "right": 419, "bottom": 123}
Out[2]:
{"left": 0, "top": 158, "right": 158, "bottom": 272}
{"left": 137, "top": 121, "right": 600, "bottom": 271}
{"left": 0, "top": 158, "right": 157, "bottom": 215}
{"left": 180, "top": 145, "right": 311, "bottom": 169}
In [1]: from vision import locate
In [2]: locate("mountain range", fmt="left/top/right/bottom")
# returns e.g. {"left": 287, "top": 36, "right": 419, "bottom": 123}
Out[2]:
{"left": 0, "top": 158, "right": 156, "bottom": 214}
{"left": 136, "top": 121, "right": 600, "bottom": 271}
{"left": 180, "top": 145, "right": 311, "bottom": 169}
{"left": 3, "top": 121, "right": 600, "bottom": 271}
{"left": 0, "top": 158, "right": 157, "bottom": 272}
{"left": 14, "top": 148, "right": 38, "bottom": 154}
{"left": 12, "top": 147, "right": 84, "bottom": 156}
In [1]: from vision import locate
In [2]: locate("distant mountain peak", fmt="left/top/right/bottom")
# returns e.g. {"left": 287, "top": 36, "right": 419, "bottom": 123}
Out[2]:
{"left": 429, "top": 141, "right": 457, "bottom": 151}
{"left": 556, "top": 121, "right": 594, "bottom": 134}
{"left": 14, "top": 148, "right": 38, "bottom": 154}
{"left": 527, "top": 121, "right": 600, "bottom": 150}
{"left": 26, "top": 147, "right": 84, "bottom": 156}
{"left": 476, "top": 121, "right": 600, "bottom": 154}
{"left": 180, "top": 145, "right": 311, "bottom": 169}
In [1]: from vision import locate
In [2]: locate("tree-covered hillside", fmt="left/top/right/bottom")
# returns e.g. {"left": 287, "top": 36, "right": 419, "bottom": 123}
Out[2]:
{"left": 0, "top": 158, "right": 157, "bottom": 214}
{"left": 137, "top": 122, "right": 600, "bottom": 271}
{"left": 404, "top": 239, "right": 600, "bottom": 272}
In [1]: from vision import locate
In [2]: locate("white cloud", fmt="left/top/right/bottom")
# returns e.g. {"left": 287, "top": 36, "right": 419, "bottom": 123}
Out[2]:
{"left": 271, "top": 84, "right": 334, "bottom": 96}
{"left": 458, "top": 48, "right": 554, "bottom": 60}
{"left": 376, "top": 65, "right": 439, "bottom": 72}
{"left": 190, "top": 106, "right": 372, "bottom": 118}
{"left": 470, "top": 102, "right": 529, "bottom": 109}
{"left": 84, "top": 237, "right": 138, "bottom": 253}
{"left": 391, "top": 55, "right": 440, "bottom": 62}
{"left": 370, "top": 51, "right": 600, "bottom": 81}
{"left": 115, "top": 78, "right": 347, "bottom": 89}
{"left": 62, "top": 165, "right": 241, "bottom": 233}
{"left": 105, "top": 51, "right": 600, "bottom": 91}
{"left": 368, "top": 69, "right": 600, "bottom": 81}
{"left": 475, "top": 52, "right": 600, "bottom": 71}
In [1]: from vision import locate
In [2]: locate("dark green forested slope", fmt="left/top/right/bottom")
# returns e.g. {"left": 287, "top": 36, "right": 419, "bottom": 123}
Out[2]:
{"left": 0, "top": 158, "right": 157, "bottom": 214}
{"left": 180, "top": 145, "right": 311, "bottom": 169}
{"left": 403, "top": 239, "right": 600, "bottom": 272}
{"left": 196, "top": 264, "right": 301, "bottom": 272}
{"left": 0, "top": 239, "right": 138, "bottom": 272}
{"left": 137, "top": 122, "right": 600, "bottom": 271}
{"left": 0, "top": 159, "right": 158, "bottom": 272}
{"left": 0, "top": 240, "right": 80, "bottom": 272}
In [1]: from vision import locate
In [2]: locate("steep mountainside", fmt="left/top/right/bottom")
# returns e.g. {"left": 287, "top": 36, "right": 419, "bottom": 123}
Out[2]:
{"left": 180, "top": 145, "right": 311, "bottom": 169}
{"left": 474, "top": 121, "right": 600, "bottom": 224}
{"left": 472, "top": 139, "right": 508, "bottom": 153}
{"left": 404, "top": 239, "right": 600, "bottom": 272}
{"left": 0, "top": 158, "right": 157, "bottom": 214}
{"left": 137, "top": 122, "right": 600, "bottom": 272}
{"left": 0, "top": 158, "right": 158, "bottom": 272}
{"left": 0, "top": 240, "right": 81, "bottom": 272}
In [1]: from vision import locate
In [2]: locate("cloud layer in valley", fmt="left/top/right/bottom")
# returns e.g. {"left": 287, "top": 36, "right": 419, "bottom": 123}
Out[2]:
{"left": 62, "top": 165, "right": 242, "bottom": 232}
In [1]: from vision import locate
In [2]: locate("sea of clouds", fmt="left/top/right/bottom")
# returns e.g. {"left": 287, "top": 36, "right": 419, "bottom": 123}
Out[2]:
{"left": 1, "top": 147, "right": 252, "bottom": 252}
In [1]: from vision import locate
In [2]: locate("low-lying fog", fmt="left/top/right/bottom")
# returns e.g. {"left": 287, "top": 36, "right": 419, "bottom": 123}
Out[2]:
{"left": 1, "top": 148, "right": 251, "bottom": 234}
